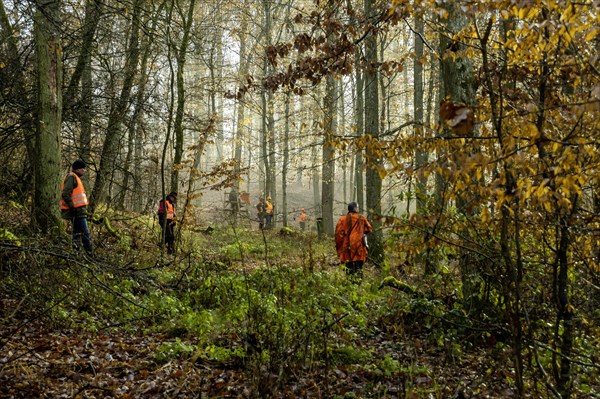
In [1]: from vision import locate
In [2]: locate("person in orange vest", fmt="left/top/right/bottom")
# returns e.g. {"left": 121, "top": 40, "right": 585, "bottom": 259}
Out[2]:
{"left": 298, "top": 208, "right": 307, "bottom": 231}
{"left": 265, "top": 195, "right": 274, "bottom": 229}
{"left": 335, "top": 202, "right": 372, "bottom": 280}
{"left": 60, "top": 159, "right": 92, "bottom": 253}
{"left": 158, "top": 191, "right": 177, "bottom": 254}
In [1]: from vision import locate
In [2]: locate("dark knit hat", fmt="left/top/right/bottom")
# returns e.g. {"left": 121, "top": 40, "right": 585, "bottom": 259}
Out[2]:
{"left": 72, "top": 159, "right": 86, "bottom": 170}
{"left": 348, "top": 202, "right": 358, "bottom": 212}
{"left": 167, "top": 191, "right": 177, "bottom": 200}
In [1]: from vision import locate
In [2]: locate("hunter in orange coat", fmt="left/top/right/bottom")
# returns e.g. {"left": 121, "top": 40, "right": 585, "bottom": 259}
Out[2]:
{"left": 335, "top": 202, "right": 372, "bottom": 278}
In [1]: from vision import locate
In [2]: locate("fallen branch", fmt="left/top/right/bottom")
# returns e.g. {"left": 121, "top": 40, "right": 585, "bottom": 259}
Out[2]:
{"left": 378, "top": 276, "right": 420, "bottom": 296}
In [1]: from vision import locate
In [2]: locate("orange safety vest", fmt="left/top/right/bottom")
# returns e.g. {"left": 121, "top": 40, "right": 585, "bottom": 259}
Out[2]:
{"left": 299, "top": 212, "right": 307, "bottom": 223}
{"left": 266, "top": 201, "right": 273, "bottom": 214}
{"left": 60, "top": 172, "right": 89, "bottom": 210}
{"left": 166, "top": 201, "right": 175, "bottom": 220}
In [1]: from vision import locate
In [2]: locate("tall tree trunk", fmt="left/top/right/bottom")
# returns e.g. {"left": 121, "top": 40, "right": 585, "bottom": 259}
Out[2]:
{"left": 79, "top": 34, "right": 92, "bottom": 174}
{"left": 556, "top": 215, "right": 574, "bottom": 399}
{"left": 216, "top": 27, "right": 225, "bottom": 163}
{"left": 117, "top": 4, "right": 155, "bottom": 211}
{"left": 282, "top": 91, "right": 290, "bottom": 227}
{"left": 312, "top": 119, "right": 320, "bottom": 212}
{"left": 439, "top": 3, "right": 476, "bottom": 304}
{"left": 170, "top": 0, "right": 196, "bottom": 195}
{"left": 91, "top": 0, "right": 142, "bottom": 208}
{"left": 321, "top": 74, "right": 337, "bottom": 235}
{"left": 132, "top": 8, "right": 158, "bottom": 212}
{"left": 32, "top": 0, "right": 63, "bottom": 232}
{"left": 0, "top": 1, "right": 35, "bottom": 190}
{"left": 261, "top": 0, "right": 276, "bottom": 217}
{"left": 379, "top": 36, "right": 387, "bottom": 134}
{"left": 233, "top": 4, "right": 250, "bottom": 216}
{"left": 414, "top": 16, "right": 427, "bottom": 213}
{"left": 364, "top": 0, "right": 384, "bottom": 264}
{"left": 63, "top": 0, "right": 101, "bottom": 120}
{"left": 322, "top": 1, "right": 337, "bottom": 235}
{"left": 351, "top": 0, "right": 364, "bottom": 210}
{"left": 267, "top": 89, "right": 276, "bottom": 218}
{"left": 340, "top": 81, "right": 347, "bottom": 205}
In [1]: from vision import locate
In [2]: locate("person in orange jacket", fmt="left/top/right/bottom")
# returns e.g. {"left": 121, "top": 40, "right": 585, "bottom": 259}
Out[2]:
{"left": 298, "top": 208, "right": 307, "bottom": 231}
{"left": 335, "top": 202, "right": 372, "bottom": 279}
{"left": 60, "top": 160, "right": 92, "bottom": 253}
{"left": 158, "top": 191, "right": 177, "bottom": 254}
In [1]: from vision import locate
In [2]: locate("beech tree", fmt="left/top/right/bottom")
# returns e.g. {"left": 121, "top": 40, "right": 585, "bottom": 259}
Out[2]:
{"left": 363, "top": 0, "right": 384, "bottom": 264}
{"left": 32, "top": 0, "right": 63, "bottom": 232}
{"left": 170, "top": 0, "right": 197, "bottom": 195}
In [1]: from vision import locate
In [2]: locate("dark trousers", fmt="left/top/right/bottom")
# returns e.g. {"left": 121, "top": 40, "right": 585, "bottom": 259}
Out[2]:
{"left": 257, "top": 214, "right": 264, "bottom": 230}
{"left": 265, "top": 214, "right": 273, "bottom": 229}
{"left": 345, "top": 261, "right": 364, "bottom": 279}
{"left": 160, "top": 220, "right": 175, "bottom": 253}
{"left": 72, "top": 217, "right": 92, "bottom": 252}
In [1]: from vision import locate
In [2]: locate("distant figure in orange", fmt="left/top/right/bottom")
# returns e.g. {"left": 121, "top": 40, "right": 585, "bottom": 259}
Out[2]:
{"left": 265, "top": 195, "right": 274, "bottom": 229}
{"left": 335, "top": 202, "right": 372, "bottom": 279}
{"left": 240, "top": 191, "right": 250, "bottom": 206}
{"left": 298, "top": 208, "right": 307, "bottom": 231}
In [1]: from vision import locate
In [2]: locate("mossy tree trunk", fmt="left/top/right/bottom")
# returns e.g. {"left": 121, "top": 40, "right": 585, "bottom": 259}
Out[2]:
{"left": 32, "top": 0, "right": 63, "bottom": 233}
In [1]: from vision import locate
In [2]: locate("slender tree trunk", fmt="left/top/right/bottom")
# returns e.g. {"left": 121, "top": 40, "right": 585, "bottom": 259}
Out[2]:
{"left": 364, "top": 0, "right": 383, "bottom": 264}
{"left": 414, "top": 16, "right": 427, "bottom": 213}
{"left": 282, "top": 92, "right": 290, "bottom": 227}
{"left": 379, "top": 36, "right": 387, "bottom": 134}
{"left": 63, "top": 0, "right": 101, "bottom": 120}
{"left": 312, "top": 120, "right": 320, "bottom": 212}
{"left": 233, "top": 5, "right": 250, "bottom": 217}
{"left": 132, "top": 6, "right": 160, "bottom": 211}
{"left": 557, "top": 216, "right": 574, "bottom": 399}
{"left": 340, "top": 81, "right": 347, "bottom": 205}
{"left": 216, "top": 26, "right": 225, "bottom": 163}
{"left": 170, "top": 0, "right": 196, "bottom": 195}
{"left": 321, "top": 2, "right": 337, "bottom": 235}
{"left": 91, "top": 0, "right": 142, "bottom": 208}
{"left": 32, "top": 0, "right": 63, "bottom": 232}
{"left": 0, "top": 1, "right": 35, "bottom": 172}
{"left": 322, "top": 74, "right": 337, "bottom": 235}
{"left": 80, "top": 34, "right": 92, "bottom": 171}
{"left": 352, "top": 1, "right": 364, "bottom": 210}
{"left": 117, "top": 5, "right": 155, "bottom": 211}
{"left": 439, "top": 3, "right": 477, "bottom": 305}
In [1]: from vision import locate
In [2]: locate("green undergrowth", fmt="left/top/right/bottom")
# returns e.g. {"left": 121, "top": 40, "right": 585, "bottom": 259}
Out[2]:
{"left": 1, "top": 207, "right": 598, "bottom": 397}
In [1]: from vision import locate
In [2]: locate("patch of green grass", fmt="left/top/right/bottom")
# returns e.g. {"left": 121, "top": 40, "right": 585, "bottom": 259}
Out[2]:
{"left": 330, "top": 345, "right": 373, "bottom": 365}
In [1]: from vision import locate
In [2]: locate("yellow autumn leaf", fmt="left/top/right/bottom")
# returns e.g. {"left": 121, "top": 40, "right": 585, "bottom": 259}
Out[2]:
{"left": 585, "top": 29, "right": 598, "bottom": 42}
{"left": 377, "top": 165, "right": 387, "bottom": 180}
{"left": 480, "top": 207, "right": 491, "bottom": 225}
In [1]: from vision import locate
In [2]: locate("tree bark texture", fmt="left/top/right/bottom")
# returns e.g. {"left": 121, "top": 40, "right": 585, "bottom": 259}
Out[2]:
{"left": 170, "top": 0, "right": 197, "bottom": 195}
{"left": 321, "top": 74, "right": 336, "bottom": 236}
{"left": 364, "top": 0, "right": 384, "bottom": 265}
{"left": 33, "top": 0, "right": 63, "bottom": 232}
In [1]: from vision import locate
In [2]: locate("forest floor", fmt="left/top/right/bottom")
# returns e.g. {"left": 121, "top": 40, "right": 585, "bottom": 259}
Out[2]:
{"left": 0, "top": 205, "right": 597, "bottom": 398}
{"left": 0, "top": 302, "right": 514, "bottom": 398}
